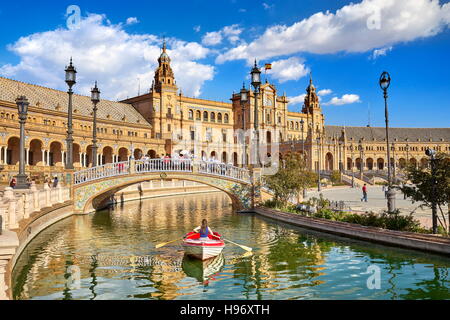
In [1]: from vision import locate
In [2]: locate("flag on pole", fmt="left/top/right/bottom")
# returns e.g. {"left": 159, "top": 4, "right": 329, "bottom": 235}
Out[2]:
{"left": 265, "top": 63, "right": 272, "bottom": 71}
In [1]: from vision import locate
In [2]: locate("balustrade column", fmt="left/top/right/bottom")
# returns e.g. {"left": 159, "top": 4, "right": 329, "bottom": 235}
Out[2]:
{"left": 25, "top": 148, "right": 29, "bottom": 166}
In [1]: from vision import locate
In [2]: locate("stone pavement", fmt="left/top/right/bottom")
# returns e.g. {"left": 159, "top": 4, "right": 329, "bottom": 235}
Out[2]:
{"left": 306, "top": 186, "right": 433, "bottom": 228}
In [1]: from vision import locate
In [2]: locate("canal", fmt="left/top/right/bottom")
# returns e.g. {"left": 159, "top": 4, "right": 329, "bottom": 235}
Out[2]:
{"left": 12, "top": 192, "right": 450, "bottom": 300}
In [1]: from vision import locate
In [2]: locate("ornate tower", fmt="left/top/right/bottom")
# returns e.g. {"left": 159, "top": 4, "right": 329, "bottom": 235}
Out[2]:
{"left": 154, "top": 40, "right": 177, "bottom": 93}
{"left": 302, "top": 75, "right": 321, "bottom": 114}
{"left": 302, "top": 74, "right": 325, "bottom": 171}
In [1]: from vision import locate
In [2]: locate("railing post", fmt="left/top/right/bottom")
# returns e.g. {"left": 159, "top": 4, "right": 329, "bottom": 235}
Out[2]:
{"left": 4, "top": 188, "right": 18, "bottom": 230}
{"left": 44, "top": 183, "right": 51, "bottom": 207}
{"left": 23, "top": 193, "right": 30, "bottom": 219}
{"left": 129, "top": 160, "right": 135, "bottom": 175}
{"left": 57, "top": 185, "right": 63, "bottom": 203}
{"left": 31, "top": 182, "right": 39, "bottom": 210}
{"left": 193, "top": 162, "right": 199, "bottom": 174}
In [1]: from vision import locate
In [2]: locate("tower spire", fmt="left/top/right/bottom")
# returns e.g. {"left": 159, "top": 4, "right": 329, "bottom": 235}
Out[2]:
{"left": 162, "top": 37, "right": 167, "bottom": 53}
{"left": 154, "top": 38, "right": 176, "bottom": 93}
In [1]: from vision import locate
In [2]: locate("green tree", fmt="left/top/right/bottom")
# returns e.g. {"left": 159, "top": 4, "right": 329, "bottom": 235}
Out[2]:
{"left": 397, "top": 153, "right": 450, "bottom": 234}
{"left": 330, "top": 170, "right": 342, "bottom": 185}
{"left": 263, "top": 153, "right": 316, "bottom": 206}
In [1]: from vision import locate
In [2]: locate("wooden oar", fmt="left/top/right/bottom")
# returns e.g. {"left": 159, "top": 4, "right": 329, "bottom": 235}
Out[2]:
{"left": 211, "top": 235, "right": 252, "bottom": 252}
{"left": 155, "top": 238, "right": 183, "bottom": 249}
{"left": 224, "top": 239, "right": 253, "bottom": 252}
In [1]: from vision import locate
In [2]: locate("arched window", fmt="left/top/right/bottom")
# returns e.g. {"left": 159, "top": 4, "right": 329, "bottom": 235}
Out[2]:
{"left": 295, "top": 122, "right": 299, "bottom": 130}
{"left": 211, "top": 112, "right": 216, "bottom": 122}
{"left": 217, "top": 113, "right": 223, "bottom": 123}
{"left": 224, "top": 114, "right": 229, "bottom": 124}
{"left": 203, "top": 111, "right": 209, "bottom": 122}
{"left": 196, "top": 111, "right": 201, "bottom": 120}
{"left": 188, "top": 109, "right": 194, "bottom": 120}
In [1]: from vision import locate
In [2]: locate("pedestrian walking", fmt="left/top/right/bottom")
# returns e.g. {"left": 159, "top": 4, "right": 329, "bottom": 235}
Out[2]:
{"left": 9, "top": 177, "right": 17, "bottom": 188}
{"left": 53, "top": 176, "right": 59, "bottom": 188}
{"left": 382, "top": 185, "right": 388, "bottom": 199}
{"left": 361, "top": 184, "right": 368, "bottom": 202}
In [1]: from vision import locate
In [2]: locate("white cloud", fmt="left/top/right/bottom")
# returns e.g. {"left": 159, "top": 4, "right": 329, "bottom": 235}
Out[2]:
{"left": 263, "top": 3, "right": 274, "bottom": 10}
{"left": 268, "top": 57, "right": 309, "bottom": 83}
{"left": 0, "top": 14, "right": 214, "bottom": 100}
{"left": 323, "top": 94, "right": 361, "bottom": 106}
{"left": 202, "top": 24, "right": 243, "bottom": 46}
{"left": 318, "top": 89, "right": 332, "bottom": 96}
{"left": 288, "top": 94, "right": 306, "bottom": 106}
{"left": 193, "top": 25, "right": 201, "bottom": 33}
{"left": 126, "top": 17, "right": 139, "bottom": 25}
{"left": 371, "top": 46, "right": 393, "bottom": 59}
{"left": 202, "top": 31, "right": 223, "bottom": 46}
{"left": 239, "top": 8, "right": 247, "bottom": 13}
{"left": 217, "top": 0, "right": 450, "bottom": 64}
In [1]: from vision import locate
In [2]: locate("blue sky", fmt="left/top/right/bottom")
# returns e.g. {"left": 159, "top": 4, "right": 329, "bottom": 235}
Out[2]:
{"left": 0, "top": 0, "right": 449, "bottom": 128}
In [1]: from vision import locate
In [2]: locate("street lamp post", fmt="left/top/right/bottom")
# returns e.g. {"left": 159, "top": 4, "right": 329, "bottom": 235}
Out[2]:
{"left": 392, "top": 142, "right": 397, "bottom": 180}
{"left": 65, "top": 58, "right": 77, "bottom": 170}
{"left": 240, "top": 83, "right": 248, "bottom": 167}
{"left": 91, "top": 82, "right": 101, "bottom": 167}
{"left": 300, "top": 119, "right": 307, "bottom": 197}
{"left": 251, "top": 60, "right": 262, "bottom": 167}
{"left": 359, "top": 140, "right": 363, "bottom": 179}
{"left": 15, "top": 96, "right": 30, "bottom": 189}
{"left": 351, "top": 144, "right": 355, "bottom": 188}
{"left": 316, "top": 134, "right": 321, "bottom": 192}
{"left": 380, "top": 71, "right": 396, "bottom": 213}
{"left": 426, "top": 148, "right": 438, "bottom": 234}
{"left": 406, "top": 143, "right": 409, "bottom": 166}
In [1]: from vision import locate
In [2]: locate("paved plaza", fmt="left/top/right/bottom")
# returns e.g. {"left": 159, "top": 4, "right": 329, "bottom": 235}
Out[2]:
{"left": 306, "top": 186, "right": 433, "bottom": 228}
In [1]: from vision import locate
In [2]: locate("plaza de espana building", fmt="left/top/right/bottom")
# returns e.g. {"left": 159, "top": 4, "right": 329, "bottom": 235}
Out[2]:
{"left": 0, "top": 42, "right": 449, "bottom": 184}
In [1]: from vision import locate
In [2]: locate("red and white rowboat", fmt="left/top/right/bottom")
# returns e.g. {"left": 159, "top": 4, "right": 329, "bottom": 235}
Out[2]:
{"left": 183, "top": 232, "right": 225, "bottom": 261}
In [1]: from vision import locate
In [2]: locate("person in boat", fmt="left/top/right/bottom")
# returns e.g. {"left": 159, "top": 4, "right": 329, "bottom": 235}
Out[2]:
{"left": 192, "top": 219, "right": 217, "bottom": 240}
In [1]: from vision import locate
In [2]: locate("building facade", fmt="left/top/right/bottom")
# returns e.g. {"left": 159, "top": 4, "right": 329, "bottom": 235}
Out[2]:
{"left": 0, "top": 42, "right": 449, "bottom": 184}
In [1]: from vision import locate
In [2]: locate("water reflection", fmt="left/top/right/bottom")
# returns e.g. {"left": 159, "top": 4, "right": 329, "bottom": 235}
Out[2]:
{"left": 182, "top": 254, "right": 225, "bottom": 285}
{"left": 12, "top": 192, "right": 450, "bottom": 300}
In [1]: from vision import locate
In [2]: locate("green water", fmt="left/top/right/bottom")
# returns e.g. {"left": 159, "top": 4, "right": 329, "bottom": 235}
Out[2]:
{"left": 12, "top": 192, "right": 450, "bottom": 300}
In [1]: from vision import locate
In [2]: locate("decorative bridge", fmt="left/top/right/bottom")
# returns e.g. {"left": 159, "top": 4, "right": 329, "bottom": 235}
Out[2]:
{"left": 72, "top": 159, "right": 268, "bottom": 213}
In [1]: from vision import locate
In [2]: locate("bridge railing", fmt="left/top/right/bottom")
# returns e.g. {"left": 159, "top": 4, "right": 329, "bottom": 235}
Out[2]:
{"left": 73, "top": 159, "right": 252, "bottom": 186}
{"left": 73, "top": 161, "right": 130, "bottom": 185}
{"left": 197, "top": 161, "right": 251, "bottom": 183}
{"left": 135, "top": 159, "right": 193, "bottom": 173}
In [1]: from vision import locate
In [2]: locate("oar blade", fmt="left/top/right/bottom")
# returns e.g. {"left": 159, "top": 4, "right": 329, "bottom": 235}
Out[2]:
{"left": 155, "top": 242, "right": 168, "bottom": 249}
{"left": 155, "top": 238, "right": 181, "bottom": 249}
{"left": 224, "top": 239, "right": 253, "bottom": 252}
